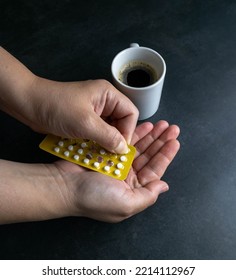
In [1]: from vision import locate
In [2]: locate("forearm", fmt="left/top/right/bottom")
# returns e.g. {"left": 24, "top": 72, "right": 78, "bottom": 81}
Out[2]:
{"left": 0, "top": 47, "right": 67, "bottom": 133}
{"left": 0, "top": 47, "right": 38, "bottom": 124}
{"left": 0, "top": 159, "right": 72, "bottom": 224}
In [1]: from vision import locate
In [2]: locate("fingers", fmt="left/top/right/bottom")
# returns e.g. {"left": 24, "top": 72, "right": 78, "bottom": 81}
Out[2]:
{"left": 131, "top": 122, "right": 154, "bottom": 145}
{"left": 134, "top": 120, "right": 170, "bottom": 157}
{"left": 133, "top": 122, "right": 180, "bottom": 171}
{"left": 111, "top": 105, "right": 138, "bottom": 145}
{"left": 137, "top": 139, "right": 180, "bottom": 186}
{"left": 85, "top": 113, "right": 129, "bottom": 154}
{"left": 103, "top": 82, "right": 139, "bottom": 144}
{"left": 88, "top": 80, "right": 139, "bottom": 152}
{"left": 131, "top": 120, "right": 180, "bottom": 186}
{"left": 57, "top": 80, "right": 138, "bottom": 154}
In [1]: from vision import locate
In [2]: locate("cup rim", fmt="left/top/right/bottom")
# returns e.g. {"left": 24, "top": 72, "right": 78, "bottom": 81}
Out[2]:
{"left": 111, "top": 46, "right": 166, "bottom": 90}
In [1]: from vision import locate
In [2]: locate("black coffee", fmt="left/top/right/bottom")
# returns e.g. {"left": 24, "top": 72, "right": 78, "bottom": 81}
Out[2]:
{"left": 118, "top": 61, "right": 157, "bottom": 88}
{"left": 127, "top": 69, "right": 151, "bottom": 87}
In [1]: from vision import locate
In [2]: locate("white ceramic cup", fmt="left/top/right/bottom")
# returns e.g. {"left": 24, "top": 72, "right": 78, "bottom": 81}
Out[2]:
{"left": 111, "top": 43, "right": 166, "bottom": 120}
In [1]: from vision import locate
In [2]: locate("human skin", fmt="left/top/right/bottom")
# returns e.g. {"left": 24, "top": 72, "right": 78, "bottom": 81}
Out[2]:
{"left": 0, "top": 47, "right": 180, "bottom": 224}
{"left": 0, "top": 121, "right": 180, "bottom": 224}
{"left": 0, "top": 47, "right": 138, "bottom": 154}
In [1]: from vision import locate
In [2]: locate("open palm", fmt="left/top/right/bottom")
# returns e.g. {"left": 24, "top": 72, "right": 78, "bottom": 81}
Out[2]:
{"left": 54, "top": 121, "right": 180, "bottom": 222}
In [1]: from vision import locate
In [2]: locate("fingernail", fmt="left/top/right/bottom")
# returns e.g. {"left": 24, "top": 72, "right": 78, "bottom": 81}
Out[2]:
{"left": 160, "top": 183, "right": 169, "bottom": 193}
{"left": 115, "top": 141, "right": 129, "bottom": 154}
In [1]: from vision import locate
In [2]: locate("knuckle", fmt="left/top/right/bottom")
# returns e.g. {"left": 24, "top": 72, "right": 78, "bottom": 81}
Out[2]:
{"left": 96, "top": 79, "right": 111, "bottom": 88}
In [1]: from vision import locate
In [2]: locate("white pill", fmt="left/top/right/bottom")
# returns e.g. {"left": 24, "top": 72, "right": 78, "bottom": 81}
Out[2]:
{"left": 64, "top": 151, "right": 70, "bottom": 157}
{"left": 81, "top": 142, "right": 87, "bottom": 148}
{"left": 124, "top": 148, "right": 130, "bottom": 154}
{"left": 54, "top": 147, "right": 60, "bottom": 153}
{"left": 73, "top": 155, "right": 79, "bottom": 161}
{"left": 117, "top": 163, "right": 124, "bottom": 169}
{"left": 93, "top": 162, "right": 100, "bottom": 168}
{"left": 58, "top": 141, "right": 64, "bottom": 147}
{"left": 83, "top": 158, "right": 89, "bottom": 164}
{"left": 68, "top": 145, "right": 74, "bottom": 151}
{"left": 120, "top": 156, "right": 127, "bottom": 162}
{"left": 104, "top": 166, "right": 110, "bottom": 172}
{"left": 114, "top": 169, "right": 121, "bottom": 176}
{"left": 77, "top": 148, "right": 83, "bottom": 154}
{"left": 100, "top": 149, "right": 106, "bottom": 155}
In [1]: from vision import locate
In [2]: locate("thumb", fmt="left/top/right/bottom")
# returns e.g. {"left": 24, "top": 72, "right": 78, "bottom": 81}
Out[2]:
{"left": 86, "top": 114, "right": 129, "bottom": 154}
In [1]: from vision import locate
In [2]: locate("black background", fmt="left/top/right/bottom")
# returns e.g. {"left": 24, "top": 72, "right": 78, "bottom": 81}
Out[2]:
{"left": 1, "top": 0, "right": 236, "bottom": 259}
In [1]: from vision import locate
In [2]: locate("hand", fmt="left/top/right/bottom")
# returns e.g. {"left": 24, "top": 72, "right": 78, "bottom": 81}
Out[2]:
{"left": 29, "top": 78, "right": 138, "bottom": 154}
{"left": 0, "top": 120, "right": 179, "bottom": 224}
{"left": 54, "top": 120, "right": 180, "bottom": 222}
{"left": 0, "top": 48, "right": 138, "bottom": 154}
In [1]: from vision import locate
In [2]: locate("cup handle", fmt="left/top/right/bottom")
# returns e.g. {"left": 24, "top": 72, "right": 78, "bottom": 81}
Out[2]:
{"left": 130, "top": 43, "right": 139, "bottom": 48}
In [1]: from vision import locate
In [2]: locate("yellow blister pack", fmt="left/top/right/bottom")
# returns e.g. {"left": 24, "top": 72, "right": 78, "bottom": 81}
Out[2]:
{"left": 39, "top": 134, "right": 136, "bottom": 180}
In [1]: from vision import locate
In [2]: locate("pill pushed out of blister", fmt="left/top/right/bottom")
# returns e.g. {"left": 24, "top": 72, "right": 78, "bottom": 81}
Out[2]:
{"left": 39, "top": 135, "right": 136, "bottom": 180}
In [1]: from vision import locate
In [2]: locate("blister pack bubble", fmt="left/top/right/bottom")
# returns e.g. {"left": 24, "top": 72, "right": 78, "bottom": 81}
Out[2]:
{"left": 39, "top": 134, "right": 136, "bottom": 180}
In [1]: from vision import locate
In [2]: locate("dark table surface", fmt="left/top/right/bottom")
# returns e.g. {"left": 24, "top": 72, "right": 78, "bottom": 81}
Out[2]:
{"left": 1, "top": 0, "right": 236, "bottom": 260}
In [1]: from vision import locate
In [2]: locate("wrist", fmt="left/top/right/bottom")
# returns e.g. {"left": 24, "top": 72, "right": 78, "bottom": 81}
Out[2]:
{"left": 24, "top": 76, "right": 67, "bottom": 134}
{"left": 0, "top": 47, "right": 36, "bottom": 122}
{"left": 0, "top": 160, "right": 74, "bottom": 224}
